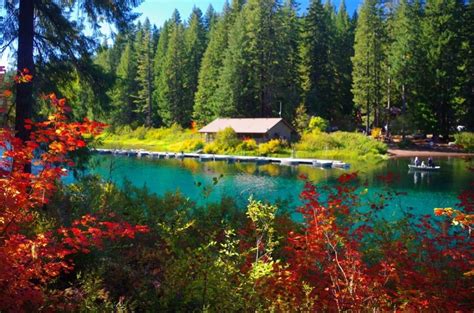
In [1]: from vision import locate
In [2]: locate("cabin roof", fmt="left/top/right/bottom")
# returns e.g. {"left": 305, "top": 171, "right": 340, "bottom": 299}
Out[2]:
{"left": 198, "top": 118, "right": 293, "bottom": 134}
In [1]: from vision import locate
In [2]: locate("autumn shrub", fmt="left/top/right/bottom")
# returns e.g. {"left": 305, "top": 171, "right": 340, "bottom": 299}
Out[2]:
{"left": 258, "top": 139, "right": 288, "bottom": 156}
{"left": 258, "top": 173, "right": 473, "bottom": 311}
{"left": 454, "top": 132, "right": 474, "bottom": 152}
{"left": 237, "top": 138, "right": 258, "bottom": 152}
{"left": 0, "top": 87, "right": 148, "bottom": 311}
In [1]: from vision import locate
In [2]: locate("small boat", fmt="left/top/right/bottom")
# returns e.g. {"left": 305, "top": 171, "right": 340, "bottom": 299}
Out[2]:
{"left": 408, "top": 164, "right": 440, "bottom": 171}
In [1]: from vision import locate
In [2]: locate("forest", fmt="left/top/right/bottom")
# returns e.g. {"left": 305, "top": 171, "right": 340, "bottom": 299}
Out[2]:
{"left": 0, "top": 0, "right": 473, "bottom": 311}
{"left": 2, "top": 0, "right": 473, "bottom": 139}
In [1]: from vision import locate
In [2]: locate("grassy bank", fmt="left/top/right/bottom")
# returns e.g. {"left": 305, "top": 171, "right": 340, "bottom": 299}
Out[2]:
{"left": 98, "top": 125, "right": 388, "bottom": 163}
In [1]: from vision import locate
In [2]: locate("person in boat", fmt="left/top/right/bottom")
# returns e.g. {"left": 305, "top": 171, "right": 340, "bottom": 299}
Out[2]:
{"left": 414, "top": 156, "right": 421, "bottom": 166}
{"left": 428, "top": 157, "right": 434, "bottom": 167}
{"left": 421, "top": 160, "right": 426, "bottom": 167}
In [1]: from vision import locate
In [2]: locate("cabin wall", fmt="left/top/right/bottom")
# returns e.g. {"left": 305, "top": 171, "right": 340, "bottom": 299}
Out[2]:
{"left": 267, "top": 122, "right": 292, "bottom": 141}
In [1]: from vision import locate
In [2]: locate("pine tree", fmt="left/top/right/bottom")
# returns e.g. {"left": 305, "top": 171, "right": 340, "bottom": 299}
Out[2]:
{"left": 351, "top": 0, "right": 386, "bottom": 133}
{"left": 241, "top": 0, "right": 282, "bottom": 117}
{"left": 460, "top": 1, "right": 474, "bottom": 130}
{"left": 303, "top": 0, "right": 335, "bottom": 120}
{"left": 157, "top": 17, "right": 189, "bottom": 126}
{"left": 194, "top": 1, "right": 241, "bottom": 124}
{"left": 276, "top": 0, "right": 302, "bottom": 120}
{"left": 204, "top": 4, "right": 218, "bottom": 32}
{"left": 134, "top": 19, "right": 155, "bottom": 126}
{"left": 421, "top": 0, "right": 464, "bottom": 138}
{"left": 387, "top": 0, "right": 424, "bottom": 132}
{"left": 214, "top": 6, "right": 247, "bottom": 118}
{"left": 333, "top": 0, "right": 355, "bottom": 126}
{"left": 153, "top": 20, "right": 173, "bottom": 120}
{"left": 184, "top": 7, "right": 207, "bottom": 124}
{"left": 109, "top": 41, "right": 138, "bottom": 125}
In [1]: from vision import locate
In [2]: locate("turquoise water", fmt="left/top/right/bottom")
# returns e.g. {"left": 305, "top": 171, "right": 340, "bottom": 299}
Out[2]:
{"left": 87, "top": 155, "right": 472, "bottom": 216}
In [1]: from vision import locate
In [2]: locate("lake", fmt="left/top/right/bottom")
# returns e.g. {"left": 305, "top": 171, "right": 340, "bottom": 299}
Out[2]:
{"left": 85, "top": 155, "right": 473, "bottom": 218}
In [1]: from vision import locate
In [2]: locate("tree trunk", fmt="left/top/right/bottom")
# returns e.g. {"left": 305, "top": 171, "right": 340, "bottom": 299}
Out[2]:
{"left": 15, "top": 0, "right": 35, "bottom": 174}
{"left": 15, "top": 0, "right": 35, "bottom": 143}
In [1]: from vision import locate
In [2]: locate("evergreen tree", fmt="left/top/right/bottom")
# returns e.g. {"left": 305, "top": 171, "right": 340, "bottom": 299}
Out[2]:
{"left": 333, "top": 0, "right": 355, "bottom": 127}
{"left": 109, "top": 41, "right": 138, "bottom": 125}
{"left": 240, "top": 0, "right": 283, "bottom": 117}
{"left": 276, "top": 0, "right": 302, "bottom": 120}
{"left": 2, "top": 0, "right": 140, "bottom": 143}
{"left": 460, "top": 1, "right": 474, "bottom": 130}
{"left": 194, "top": 1, "right": 241, "bottom": 124}
{"left": 214, "top": 6, "right": 247, "bottom": 118}
{"left": 157, "top": 18, "right": 189, "bottom": 126}
{"left": 217, "top": 0, "right": 302, "bottom": 118}
{"left": 184, "top": 8, "right": 207, "bottom": 124}
{"left": 387, "top": 0, "right": 425, "bottom": 132}
{"left": 421, "top": 0, "right": 464, "bottom": 138}
{"left": 204, "top": 4, "right": 218, "bottom": 32}
{"left": 351, "top": 0, "right": 386, "bottom": 133}
{"left": 303, "top": 0, "right": 335, "bottom": 120}
{"left": 153, "top": 20, "right": 173, "bottom": 117}
{"left": 134, "top": 19, "right": 155, "bottom": 126}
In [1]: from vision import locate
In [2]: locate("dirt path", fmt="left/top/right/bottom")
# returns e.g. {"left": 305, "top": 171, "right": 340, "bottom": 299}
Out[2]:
{"left": 388, "top": 149, "right": 473, "bottom": 158}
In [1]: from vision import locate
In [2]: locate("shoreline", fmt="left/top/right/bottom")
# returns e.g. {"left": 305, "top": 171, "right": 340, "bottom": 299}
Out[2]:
{"left": 93, "top": 148, "right": 350, "bottom": 169}
{"left": 388, "top": 148, "right": 473, "bottom": 159}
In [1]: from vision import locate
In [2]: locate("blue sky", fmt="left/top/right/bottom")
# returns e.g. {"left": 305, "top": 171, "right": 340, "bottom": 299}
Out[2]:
{"left": 134, "top": 0, "right": 362, "bottom": 27}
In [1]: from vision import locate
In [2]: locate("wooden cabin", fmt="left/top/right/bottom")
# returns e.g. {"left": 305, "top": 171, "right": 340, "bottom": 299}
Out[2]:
{"left": 198, "top": 118, "right": 295, "bottom": 143}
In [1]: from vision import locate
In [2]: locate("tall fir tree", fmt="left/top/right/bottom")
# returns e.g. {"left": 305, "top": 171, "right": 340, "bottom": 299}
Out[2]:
{"left": 194, "top": 1, "right": 242, "bottom": 124}
{"left": 204, "top": 4, "right": 218, "bottom": 32}
{"left": 333, "top": 0, "right": 355, "bottom": 126}
{"left": 387, "top": 0, "right": 425, "bottom": 132}
{"left": 156, "top": 16, "right": 189, "bottom": 126}
{"left": 421, "top": 0, "right": 464, "bottom": 138}
{"left": 216, "top": 0, "right": 302, "bottom": 118}
{"left": 184, "top": 8, "right": 207, "bottom": 124}
{"left": 303, "top": 0, "right": 335, "bottom": 120}
{"left": 460, "top": 1, "right": 474, "bottom": 130}
{"left": 109, "top": 41, "right": 138, "bottom": 125}
{"left": 351, "top": 0, "right": 386, "bottom": 133}
{"left": 153, "top": 19, "right": 173, "bottom": 119}
{"left": 134, "top": 19, "right": 155, "bottom": 126}
{"left": 214, "top": 5, "right": 247, "bottom": 118}
{"left": 276, "top": 0, "right": 302, "bottom": 120}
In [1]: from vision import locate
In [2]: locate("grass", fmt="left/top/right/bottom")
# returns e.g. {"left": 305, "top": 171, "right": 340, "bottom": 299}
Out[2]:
{"left": 98, "top": 125, "right": 203, "bottom": 152}
{"left": 98, "top": 126, "right": 388, "bottom": 163}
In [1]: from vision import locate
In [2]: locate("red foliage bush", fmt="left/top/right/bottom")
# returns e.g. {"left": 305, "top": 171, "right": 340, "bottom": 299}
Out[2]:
{"left": 261, "top": 173, "right": 473, "bottom": 311}
{"left": 0, "top": 91, "right": 148, "bottom": 311}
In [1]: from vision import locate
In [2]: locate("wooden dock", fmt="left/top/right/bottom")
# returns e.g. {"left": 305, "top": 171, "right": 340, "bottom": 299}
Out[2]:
{"left": 94, "top": 148, "right": 350, "bottom": 169}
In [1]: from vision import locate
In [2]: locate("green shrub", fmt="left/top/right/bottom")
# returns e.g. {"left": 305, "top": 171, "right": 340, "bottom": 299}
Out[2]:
{"left": 331, "top": 132, "right": 387, "bottom": 155}
{"left": 454, "top": 132, "right": 474, "bottom": 152}
{"left": 295, "top": 130, "right": 341, "bottom": 151}
{"left": 203, "top": 127, "right": 240, "bottom": 154}
{"left": 308, "top": 116, "right": 329, "bottom": 132}
{"left": 258, "top": 139, "right": 287, "bottom": 156}
{"left": 215, "top": 127, "right": 239, "bottom": 148}
{"left": 295, "top": 131, "right": 387, "bottom": 156}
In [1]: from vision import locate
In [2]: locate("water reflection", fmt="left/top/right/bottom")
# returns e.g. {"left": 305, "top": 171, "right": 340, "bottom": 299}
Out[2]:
{"left": 87, "top": 155, "right": 473, "bottom": 216}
